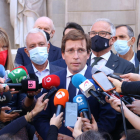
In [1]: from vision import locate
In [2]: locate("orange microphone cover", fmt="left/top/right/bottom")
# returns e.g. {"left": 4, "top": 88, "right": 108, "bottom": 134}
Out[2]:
{"left": 54, "top": 89, "right": 69, "bottom": 108}
{"left": 42, "top": 74, "right": 60, "bottom": 90}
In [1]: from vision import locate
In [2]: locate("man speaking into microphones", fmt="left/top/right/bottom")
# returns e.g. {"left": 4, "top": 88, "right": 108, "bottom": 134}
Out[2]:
{"left": 34, "top": 30, "right": 117, "bottom": 140}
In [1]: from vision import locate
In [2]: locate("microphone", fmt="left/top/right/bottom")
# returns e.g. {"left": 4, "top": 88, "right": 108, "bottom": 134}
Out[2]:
{"left": 5, "top": 68, "right": 28, "bottom": 83}
{"left": 0, "top": 64, "right": 5, "bottom": 78}
{"left": 41, "top": 74, "right": 60, "bottom": 89}
{"left": 72, "top": 74, "right": 105, "bottom": 104}
{"left": 91, "top": 65, "right": 122, "bottom": 81}
{"left": 1, "top": 79, "right": 39, "bottom": 92}
{"left": 54, "top": 89, "right": 69, "bottom": 116}
{"left": 0, "top": 91, "right": 12, "bottom": 104}
{"left": 11, "top": 66, "right": 28, "bottom": 75}
{"left": 73, "top": 94, "right": 91, "bottom": 120}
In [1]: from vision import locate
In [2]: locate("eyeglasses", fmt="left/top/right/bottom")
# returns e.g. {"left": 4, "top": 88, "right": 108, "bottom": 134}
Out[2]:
{"left": 88, "top": 31, "right": 112, "bottom": 37}
{"left": 65, "top": 48, "right": 87, "bottom": 55}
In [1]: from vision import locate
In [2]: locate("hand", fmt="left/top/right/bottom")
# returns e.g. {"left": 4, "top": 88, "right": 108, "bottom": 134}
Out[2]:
{"left": 32, "top": 93, "right": 49, "bottom": 116}
{"left": 0, "top": 78, "right": 9, "bottom": 92}
{"left": 57, "top": 133, "right": 74, "bottom": 140}
{"left": 105, "top": 95, "right": 126, "bottom": 113}
{"left": 120, "top": 73, "right": 140, "bottom": 82}
{"left": 0, "top": 106, "right": 19, "bottom": 123}
{"left": 67, "top": 117, "right": 83, "bottom": 138}
{"left": 50, "top": 112, "right": 63, "bottom": 129}
{"left": 27, "top": 89, "right": 41, "bottom": 97}
{"left": 80, "top": 113, "right": 98, "bottom": 132}
{"left": 108, "top": 77, "right": 122, "bottom": 93}
{"left": 126, "top": 99, "right": 140, "bottom": 115}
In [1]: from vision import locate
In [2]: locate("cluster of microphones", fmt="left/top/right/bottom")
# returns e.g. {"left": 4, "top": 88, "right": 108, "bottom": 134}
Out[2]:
{"left": 0, "top": 64, "right": 138, "bottom": 123}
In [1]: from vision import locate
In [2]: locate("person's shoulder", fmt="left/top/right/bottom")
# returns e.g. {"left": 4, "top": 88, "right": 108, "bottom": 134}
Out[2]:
{"left": 50, "top": 43, "right": 61, "bottom": 51}
{"left": 50, "top": 63, "right": 64, "bottom": 72}
{"left": 17, "top": 47, "right": 26, "bottom": 51}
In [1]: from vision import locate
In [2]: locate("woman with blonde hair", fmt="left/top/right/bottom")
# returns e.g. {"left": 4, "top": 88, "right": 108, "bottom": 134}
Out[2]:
{"left": 0, "top": 27, "right": 14, "bottom": 70}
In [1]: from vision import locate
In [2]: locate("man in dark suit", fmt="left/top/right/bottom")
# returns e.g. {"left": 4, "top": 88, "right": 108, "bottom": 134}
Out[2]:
{"left": 87, "top": 18, "right": 135, "bottom": 74}
{"left": 34, "top": 30, "right": 117, "bottom": 140}
{"left": 14, "top": 16, "right": 62, "bottom": 66}
{"left": 114, "top": 25, "right": 139, "bottom": 69}
{"left": 22, "top": 27, "right": 63, "bottom": 113}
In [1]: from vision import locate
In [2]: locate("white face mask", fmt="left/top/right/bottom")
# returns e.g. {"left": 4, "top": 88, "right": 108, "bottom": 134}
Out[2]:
{"left": 29, "top": 47, "right": 48, "bottom": 65}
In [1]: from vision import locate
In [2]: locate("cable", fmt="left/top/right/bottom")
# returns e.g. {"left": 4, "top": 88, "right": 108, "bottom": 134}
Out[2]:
{"left": 113, "top": 91, "right": 128, "bottom": 140}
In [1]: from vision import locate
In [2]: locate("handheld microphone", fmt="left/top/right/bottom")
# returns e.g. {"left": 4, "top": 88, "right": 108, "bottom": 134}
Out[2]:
{"left": 0, "top": 91, "right": 12, "bottom": 104}
{"left": 0, "top": 64, "right": 5, "bottom": 78}
{"left": 54, "top": 89, "right": 69, "bottom": 116}
{"left": 11, "top": 66, "right": 28, "bottom": 75}
{"left": 1, "top": 79, "right": 39, "bottom": 92}
{"left": 5, "top": 68, "right": 28, "bottom": 83}
{"left": 41, "top": 74, "right": 60, "bottom": 89}
{"left": 73, "top": 94, "right": 91, "bottom": 120}
{"left": 72, "top": 74, "right": 105, "bottom": 104}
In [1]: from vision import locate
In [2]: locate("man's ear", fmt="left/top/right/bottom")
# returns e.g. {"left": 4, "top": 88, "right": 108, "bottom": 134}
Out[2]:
{"left": 110, "top": 36, "right": 116, "bottom": 46}
{"left": 24, "top": 48, "right": 30, "bottom": 57}
{"left": 50, "top": 30, "right": 55, "bottom": 38}
{"left": 62, "top": 52, "right": 65, "bottom": 60}
{"left": 47, "top": 43, "right": 50, "bottom": 53}
{"left": 130, "top": 37, "right": 135, "bottom": 46}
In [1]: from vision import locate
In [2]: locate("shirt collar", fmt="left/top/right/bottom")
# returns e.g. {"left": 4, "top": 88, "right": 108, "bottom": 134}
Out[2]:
{"left": 91, "top": 51, "right": 111, "bottom": 61}
{"left": 66, "top": 65, "right": 87, "bottom": 78}
{"left": 32, "top": 61, "right": 50, "bottom": 73}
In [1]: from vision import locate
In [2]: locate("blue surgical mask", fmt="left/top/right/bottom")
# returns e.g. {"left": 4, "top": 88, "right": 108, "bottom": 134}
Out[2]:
{"left": 114, "top": 38, "right": 132, "bottom": 55}
{"left": 29, "top": 47, "right": 48, "bottom": 65}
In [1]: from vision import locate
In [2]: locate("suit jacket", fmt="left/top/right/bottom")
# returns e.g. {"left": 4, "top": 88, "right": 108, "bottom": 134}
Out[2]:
{"left": 134, "top": 53, "right": 139, "bottom": 73}
{"left": 14, "top": 43, "right": 62, "bottom": 66}
{"left": 33, "top": 66, "right": 117, "bottom": 140}
{"left": 51, "top": 58, "right": 67, "bottom": 68}
{"left": 87, "top": 51, "right": 135, "bottom": 74}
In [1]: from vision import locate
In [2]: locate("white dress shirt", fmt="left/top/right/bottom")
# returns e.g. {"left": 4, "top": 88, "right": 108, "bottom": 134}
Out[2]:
{"left": 129, "top": 52, "right": 135, "bottom": 66}
{"left": 32, "top": 62, "right": 50, "bottom": 84}
{"left": 66, "top": 65, "right": 87, "bottom": 96}
{"left": 90, "top": 51, "right": 111, "bottom": 68}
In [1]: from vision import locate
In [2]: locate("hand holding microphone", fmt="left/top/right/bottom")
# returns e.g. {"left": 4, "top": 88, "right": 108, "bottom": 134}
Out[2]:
{"left": 54, "top": 89, "right": 69, "bottom": 116}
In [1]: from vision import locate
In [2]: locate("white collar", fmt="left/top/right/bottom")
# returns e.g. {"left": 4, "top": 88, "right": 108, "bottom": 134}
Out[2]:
{"left": 32, "top": 61, "right": 50, "bottom": 73}
{"left": 66, "top": 65, "right": 87, "bottom": 78}
{"left": 91, "top": 51, "right": 111, "bottom": 61}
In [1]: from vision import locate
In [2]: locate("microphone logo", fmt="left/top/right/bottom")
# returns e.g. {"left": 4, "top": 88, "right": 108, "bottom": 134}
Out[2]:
{"left": 76, "top": 96, "right": 83, "bottom": 103}
{"left": 46, "top": 77, "right": 51, "bottom": 82}
{"left": 56, "top": 91, "right": 65, "bottom": 99}
{"left": 28, "top": 80, "right": 36, "bottom": 89}
{"left": 84, "top": 80, "right": 90, "bottom": 88}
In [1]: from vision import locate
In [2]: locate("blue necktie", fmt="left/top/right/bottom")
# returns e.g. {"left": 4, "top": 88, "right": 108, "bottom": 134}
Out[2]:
{"left": 68, "top": 76, "right": 76, "bottom": 102}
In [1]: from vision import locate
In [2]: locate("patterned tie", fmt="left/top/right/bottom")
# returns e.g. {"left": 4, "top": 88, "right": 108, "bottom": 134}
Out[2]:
{"left": 68, "top": 76, "right": 76, "bottom": 102}
{"left": 91, "top": 57, "right": 103, "bottom": 67}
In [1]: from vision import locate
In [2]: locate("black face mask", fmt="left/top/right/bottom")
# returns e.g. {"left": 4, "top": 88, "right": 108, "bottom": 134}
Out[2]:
{"left": 44, "top": 31, "right": 50, "bottom": 41}
{"left": 91, "top": 35, "right": 110, "bottom": 52}
{"left": 137, "top": 50, "right": 140, "bottom": 62}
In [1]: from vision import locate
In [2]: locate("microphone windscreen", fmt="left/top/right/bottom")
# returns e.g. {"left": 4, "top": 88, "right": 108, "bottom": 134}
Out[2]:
{"left": 8, "top": 68, "right": 27, "bottom": 83}
{"left": 11, "top": 66, "right": 28, "bottom": 75}
{"left": 0, "top": 64, "right": 5, "bottom": 78}
{"left": 73, "top": 94, "right": 88, "bottom": 113}
{"left": 42, "top": 74, "right": 60, "bottom": 90}
{"left": 21, "top": 79, "right": 39, "bottom": 92}
{"left": 72, "top": 74, "right": 86, "bottom": 89}
{"left": 54, "top": 89, "right": 69, "bottom": 108}
{"left": 0, "top": 91, "right": 12, "bottom": 104}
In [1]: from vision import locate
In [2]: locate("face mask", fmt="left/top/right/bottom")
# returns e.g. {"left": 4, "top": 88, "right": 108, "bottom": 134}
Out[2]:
{"left": 29, "top": 47, "right": 48, "bottom": 65}
{"left": 44, "top": 31, "right": 50, "bottom": 41}
{"left": 0, "top": 50, "right": 8, "bottom": 66}
{"left": 114, "top": 38, "right": 132, "bottom": 55}
{"left": 91, "top": 35, "right": 110, "bottom": 52}
{"left": 137, "top": 50, "right": 140, "bottom": 62}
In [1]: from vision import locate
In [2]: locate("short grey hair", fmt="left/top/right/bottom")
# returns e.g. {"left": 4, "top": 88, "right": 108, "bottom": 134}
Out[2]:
{"left": 116, "top": 24, "right": 134, "bottom": 38}
{"left": 25, "top": 28, "right": 48, "bottom": 47}
{"left": 90, "top": 18, "right": 116, "bottom": 37}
